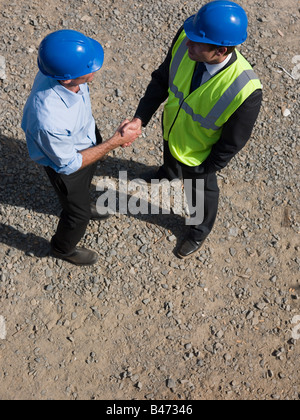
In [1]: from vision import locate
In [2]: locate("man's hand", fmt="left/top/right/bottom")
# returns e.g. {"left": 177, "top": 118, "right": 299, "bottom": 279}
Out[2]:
{"left": 120, "top": 118, "right": 143, "bottom": 148}
{"left": 114, "top": 119, "right": 142, "bottom": 147}
{"left": 79, "top": 119, "right": 141, "bottom": 170}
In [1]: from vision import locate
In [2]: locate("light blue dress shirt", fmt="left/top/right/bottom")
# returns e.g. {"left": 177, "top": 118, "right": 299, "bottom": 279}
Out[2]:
{"left": 21, "top": 71, "right": 96, "bottom": 175}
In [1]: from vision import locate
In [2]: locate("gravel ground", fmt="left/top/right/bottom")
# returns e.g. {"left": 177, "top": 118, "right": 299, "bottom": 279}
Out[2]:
{"left": 0, "top": 0, "right": 299, "bottom": 401}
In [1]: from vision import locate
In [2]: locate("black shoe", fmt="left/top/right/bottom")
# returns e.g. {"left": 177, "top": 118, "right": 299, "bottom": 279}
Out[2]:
{"left": 90, "top": 203, "right": 112, "bottom": 220}
{"left": 51, "top": 246, "right": 99, "bottom": 266}
{"left": 177, "top": 237, "right": 205, "bottom": 259}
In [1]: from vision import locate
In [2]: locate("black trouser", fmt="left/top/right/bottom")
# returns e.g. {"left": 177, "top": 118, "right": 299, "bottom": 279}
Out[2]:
{"left": 44, "top": 127, "right": 102, "bottom": 254}
{"left": 161, "top": 140, "right": 220, "bottom": 242}
{"left": 45, "top": 163, "right": 97, "bottom": 254}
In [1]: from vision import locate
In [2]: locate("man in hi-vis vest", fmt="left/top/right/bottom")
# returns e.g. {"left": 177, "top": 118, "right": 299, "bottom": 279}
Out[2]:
{"left": 122, "top": 1, "right": 262, "bottom": 259}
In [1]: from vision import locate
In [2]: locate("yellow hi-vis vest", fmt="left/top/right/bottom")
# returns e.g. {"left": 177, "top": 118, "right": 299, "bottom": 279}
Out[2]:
{"left": 163, "top": 30, "right": 262, "bottom": 167}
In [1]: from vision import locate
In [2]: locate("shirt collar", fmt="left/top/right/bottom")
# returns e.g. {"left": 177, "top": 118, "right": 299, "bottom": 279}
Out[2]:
{"left": 49, "top": 78, "right": 84, "bottom": 108}
{"left": 204, "top": 53, "right": 232, "bottom": 77}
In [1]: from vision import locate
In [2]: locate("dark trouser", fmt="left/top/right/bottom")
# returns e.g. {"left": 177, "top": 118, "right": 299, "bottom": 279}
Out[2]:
{"left": 44, "top": 127, "right": 102, "bottom": 254}
{"left": 45, "top": 163, "right": 97, "bottom": 254}
{"left": 161, "top": 140, "right": 220, "bottom": 242}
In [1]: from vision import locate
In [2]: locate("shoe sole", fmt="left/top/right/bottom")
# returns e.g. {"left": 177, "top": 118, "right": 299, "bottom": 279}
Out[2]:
{"left": 52, "top": 254, "right": 98, "bottom": 266}
{"left": 177, "top": 251, "right": 194, "bottom": 259}
{"left": 54, "top": 257, "right": 98, "bottom": 267}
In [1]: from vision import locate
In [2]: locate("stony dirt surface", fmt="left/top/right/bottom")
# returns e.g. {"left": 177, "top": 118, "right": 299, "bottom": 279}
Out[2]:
{"left": 0, "top": 0, "right": 299, "bottom": 401}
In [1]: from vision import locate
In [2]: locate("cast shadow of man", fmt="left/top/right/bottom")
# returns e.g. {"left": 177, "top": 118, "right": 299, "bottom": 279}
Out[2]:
{"left": 0, "top": 135, "right": 55, "bottom": 256}
{"left": 94, "top": 154, "right": 187, "bottom": 235}
{"left": 0, "top": 135, "right": 186, "bottom": 256}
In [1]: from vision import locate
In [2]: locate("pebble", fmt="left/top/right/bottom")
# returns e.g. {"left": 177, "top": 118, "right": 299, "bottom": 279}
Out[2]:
{"left": 0, "top": 55, "right": 6, "bottom": 80}
{"left": 229, "top": 247, "right": 236, "bottom": 257}
{"left": 246, "top": 310, "right": 254, "bottom": 320}
{"left": 0, "top": 316, "right": 7, "bottom": 340}
{"left": 282, "top": 108, "right": 291, "bottom": 117}
{"left": 166, "top": 378, "right": 176, "bottom": 390}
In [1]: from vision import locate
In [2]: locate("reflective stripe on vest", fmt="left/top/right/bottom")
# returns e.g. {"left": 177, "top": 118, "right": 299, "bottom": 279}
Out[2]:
{"left": 169, "top": 37, "right": 260, "bottom": 131}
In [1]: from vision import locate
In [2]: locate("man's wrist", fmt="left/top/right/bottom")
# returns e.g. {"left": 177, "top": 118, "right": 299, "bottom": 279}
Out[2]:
{"left": 133, "top": 115, "right": 144, "bottom": 127}
{"left": 105, "top": 132, "right": 122, "bottom": 149}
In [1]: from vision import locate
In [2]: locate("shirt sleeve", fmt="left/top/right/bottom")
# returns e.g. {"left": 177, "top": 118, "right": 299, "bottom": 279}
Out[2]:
{"left": 134, "top": 26, "right": 184, "bottom": 126}
{"left": 38, "top": 129, "right": 83, "bottom": 175}
{"left": 202, "top": 89, "right": 263, "bottom": 173}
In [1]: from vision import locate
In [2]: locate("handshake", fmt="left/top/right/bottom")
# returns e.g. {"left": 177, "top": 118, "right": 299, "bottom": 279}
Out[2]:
{"left": 115, "top": 117, "right": 143, "bottom": 148}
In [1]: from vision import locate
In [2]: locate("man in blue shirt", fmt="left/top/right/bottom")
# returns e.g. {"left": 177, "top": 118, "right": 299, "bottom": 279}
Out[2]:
{"left": 22, "top": 30, "right": 140, "bottom": 266}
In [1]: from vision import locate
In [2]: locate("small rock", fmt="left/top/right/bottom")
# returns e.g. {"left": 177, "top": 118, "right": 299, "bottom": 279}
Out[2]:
{"left": 224, "top": 353, "right": 232, "bottom": 362}
{"left": 0, "top": 316, "right": 7, "bottom": 340}
{"left": 229, "top": 247, "right": 236, "bottom": 256}
{"left": 0, "top": 56, "right": 6, "bottom": 80}
{"left": 116, "top": 89, "right": 123, "bottom": 97}
{"left": 255, "top": 302, "right": 266, "bottom": 310}
{"left": 246, "top": 310, "right": 254, "bottom": 320}
{"left": 166, "top": 378, "right": 176, "bottom": 390}
{"left": 136, "top": 382, "right": 142, "bottom": 390}
{"left": 282, "top": 108, "right": 291, "bottom": 117}
{"left": 136, "top": 309, "right": 144, "bottom": 315}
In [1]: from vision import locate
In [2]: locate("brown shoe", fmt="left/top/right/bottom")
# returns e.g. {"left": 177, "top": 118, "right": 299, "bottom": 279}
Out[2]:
{"left": 51, "top": 246, "right": 99, "bottom": 266}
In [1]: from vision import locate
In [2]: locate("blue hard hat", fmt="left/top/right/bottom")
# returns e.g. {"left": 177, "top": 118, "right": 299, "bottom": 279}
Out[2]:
{"left": 38, "top": 30, "right": 104, "bottom": 80}
{"left": 184, "top": 1, "right": 248, "bottom": 46}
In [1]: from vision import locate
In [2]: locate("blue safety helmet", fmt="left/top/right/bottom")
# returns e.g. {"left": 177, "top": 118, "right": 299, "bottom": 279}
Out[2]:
{"left": 38, "top": 30, "right": 104, "bottom": 80}
{"left": 184, "top": 1, "right": 248, "bottom": 46}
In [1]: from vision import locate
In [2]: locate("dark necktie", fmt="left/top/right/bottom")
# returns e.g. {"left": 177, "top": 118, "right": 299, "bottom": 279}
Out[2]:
{"left": 190, "top": 62, "right": 206, "bottom": 93}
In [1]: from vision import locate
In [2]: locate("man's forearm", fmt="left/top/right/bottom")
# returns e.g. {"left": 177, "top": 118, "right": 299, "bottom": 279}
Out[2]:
{"left": 79, "top": 120, "right": 142, "bottom": 169}
{"left": 79, "top": 134, "right": 121, "bottom": 169}
{"left": 134, "top": 26, "right": 184, "bottom": 126}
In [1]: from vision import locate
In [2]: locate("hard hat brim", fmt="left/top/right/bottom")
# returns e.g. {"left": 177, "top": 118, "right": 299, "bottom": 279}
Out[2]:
{"left": 87, "top": 38, "right": 105, "bottom": 74}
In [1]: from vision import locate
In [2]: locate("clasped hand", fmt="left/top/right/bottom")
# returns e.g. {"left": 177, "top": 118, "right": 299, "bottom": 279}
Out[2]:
{"left": 117, "top": 118, "right": 143, "bottom": 148}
